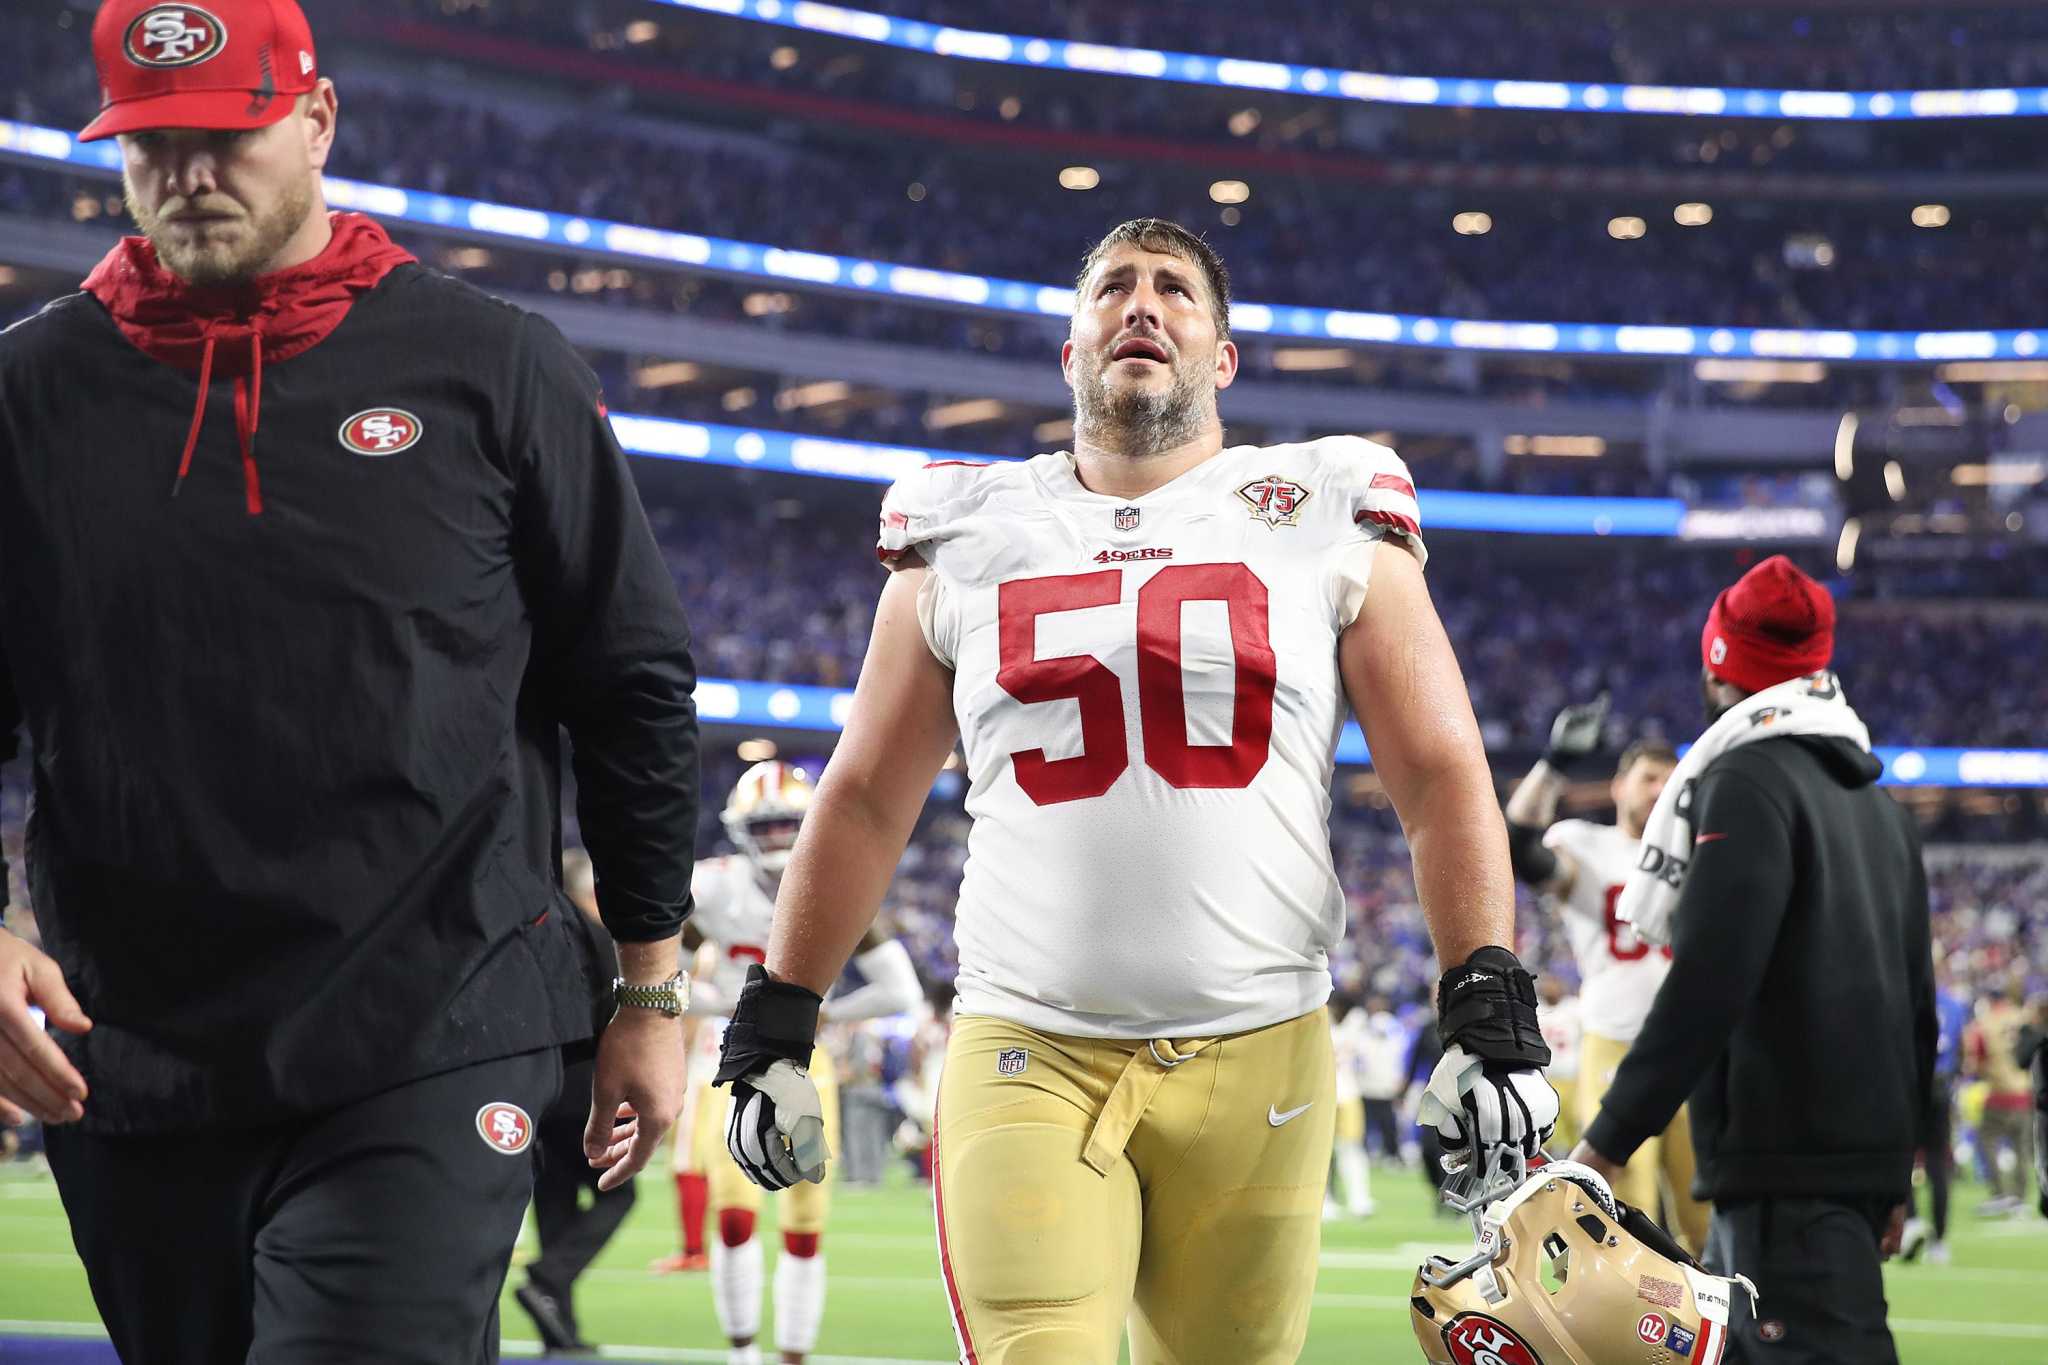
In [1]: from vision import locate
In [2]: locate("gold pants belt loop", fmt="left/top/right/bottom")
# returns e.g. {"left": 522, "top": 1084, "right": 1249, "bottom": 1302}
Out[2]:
{"left": 1080, "top": 1035, "right": 1216, "bottom": 1176}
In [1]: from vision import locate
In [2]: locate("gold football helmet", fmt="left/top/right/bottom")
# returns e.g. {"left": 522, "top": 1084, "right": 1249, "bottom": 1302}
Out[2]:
{"left": 722, "top": 760, "right": 815, "bottom": 875}
{"left": 1412, "top": 1157, "right": 1756, "bottom": 1365}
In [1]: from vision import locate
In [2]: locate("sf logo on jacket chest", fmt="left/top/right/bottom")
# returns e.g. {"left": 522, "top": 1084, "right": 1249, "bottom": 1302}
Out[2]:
{"left": 339, "top": 408, "right": 424, "bottom": 457}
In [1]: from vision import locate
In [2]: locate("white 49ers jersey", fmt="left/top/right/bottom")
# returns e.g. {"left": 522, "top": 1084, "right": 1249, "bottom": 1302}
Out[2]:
{"left": 691, "top": 855, "right": 776, "bottom": 1009}
{"left": 878, "top": 438, "right": 1425, "bottom": 1038}
{"left": 1541, "top": 820, "right": 1672, "bottom": 1043}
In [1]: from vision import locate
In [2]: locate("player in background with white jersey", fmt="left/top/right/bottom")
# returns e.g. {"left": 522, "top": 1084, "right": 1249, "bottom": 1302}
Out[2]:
{"left": 1328, "top": 997, "right": 1375, "bottom": 1217}
{"left": 1536, "top": 976, "right": 1583, "bottom": 1152}
{"left": 1505, "top": 700, "right": 1708, "bottom": 1251}
{"left": 712, "top": 219, "right": 1557, "bottom": 1364}
{"left": 685, "top": 762, "right": 923, "bottom": 1365}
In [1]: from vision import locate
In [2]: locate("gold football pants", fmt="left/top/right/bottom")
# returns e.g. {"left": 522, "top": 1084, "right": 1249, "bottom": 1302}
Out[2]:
{"left": 934, "top": 1009, "right": 1335, "bottom": 1364}
{"left": 1579, "top": 1030, "right": 1710, "bottom": 1253}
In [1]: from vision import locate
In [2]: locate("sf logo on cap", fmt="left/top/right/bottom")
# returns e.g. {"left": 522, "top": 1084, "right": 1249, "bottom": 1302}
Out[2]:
{"left": 124, "top": 6, "right": 229, "bottom": 68}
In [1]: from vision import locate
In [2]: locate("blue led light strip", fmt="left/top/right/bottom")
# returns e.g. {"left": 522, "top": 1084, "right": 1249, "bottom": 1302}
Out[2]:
{"left": 605, "top": 412, "right": 1688, "bottom": 536}
{"left": 697, "top": 675, "right": 2048, "bottom": 786}
{"left": 653, "top": 0, "right": 2046, "bottom": 122}
{"left": 7, "top": 118, "right": 2039, "bottom": 364}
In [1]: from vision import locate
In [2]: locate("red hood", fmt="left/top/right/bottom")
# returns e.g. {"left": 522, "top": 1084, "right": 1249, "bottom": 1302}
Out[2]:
{"left": 81, "top": 212, "right": 415, "bottom": 515}
{"left": 83, "top": 211, "right": 415, "bottom": 372}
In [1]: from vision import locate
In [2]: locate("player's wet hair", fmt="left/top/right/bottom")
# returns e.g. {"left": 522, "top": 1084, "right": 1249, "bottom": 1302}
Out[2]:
{"left": 1617, "top": 737, "right": 1678, "bottom": 776}
{"left": 1076, "top": 218, "right": 1234, "bottom": 339}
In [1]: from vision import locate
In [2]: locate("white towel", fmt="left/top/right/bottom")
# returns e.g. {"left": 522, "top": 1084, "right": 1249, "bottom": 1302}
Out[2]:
{"left": 1617, "top": 672, "right": 1870, "bottom": 946}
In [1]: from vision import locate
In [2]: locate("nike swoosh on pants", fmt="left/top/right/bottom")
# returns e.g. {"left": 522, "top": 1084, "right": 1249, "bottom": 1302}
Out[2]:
{"left": 1268, "top": 1102, "right": 1313, "bottom": 1127}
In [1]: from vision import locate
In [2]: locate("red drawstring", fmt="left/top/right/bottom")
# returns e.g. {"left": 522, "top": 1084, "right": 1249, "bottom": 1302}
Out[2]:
{"left": 172, "top": 329, "right": 265, "bottom": 515}
{"left": 234, "top": 332, "right": 264, "bottom": 516}
{"left": 171, "top": 332, "right": 217, "bottom": 498}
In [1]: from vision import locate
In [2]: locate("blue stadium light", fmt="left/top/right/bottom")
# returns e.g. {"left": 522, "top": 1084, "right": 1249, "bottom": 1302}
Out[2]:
{"left": 697, "top": 676, "right": 2048, "bottom": 787}
{"left": 649, "top": 0, "right": 2047, "bottom": 122}
{"left": 6, "top": 117, "right": 2045, "bottom": 364}
{"left": 606, "top": 412, "right": 1688, "bottom": 536}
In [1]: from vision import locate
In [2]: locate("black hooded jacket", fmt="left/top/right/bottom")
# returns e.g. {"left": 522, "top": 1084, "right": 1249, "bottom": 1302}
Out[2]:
{"left": 0, "top": 220, "right": 699, "bottom": 1132}
{"left": 1583, "top": 735, "right": 1936, "bottom": 1203}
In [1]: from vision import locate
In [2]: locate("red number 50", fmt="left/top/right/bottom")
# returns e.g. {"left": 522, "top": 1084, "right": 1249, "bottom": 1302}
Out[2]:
{"left": 996, "top": 564, "right": 1276, "bottom": 805}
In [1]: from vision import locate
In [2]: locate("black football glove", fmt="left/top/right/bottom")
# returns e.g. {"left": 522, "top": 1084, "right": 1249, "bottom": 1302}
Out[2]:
{"left": 714, "top": 964, "right": 830, "bottom": 1190}
{"left": 1542, "top": 692, "right": 1610, "bottom": 772}
{"left": 1423, "top": 947, "right": 1558, "bottom": 1165}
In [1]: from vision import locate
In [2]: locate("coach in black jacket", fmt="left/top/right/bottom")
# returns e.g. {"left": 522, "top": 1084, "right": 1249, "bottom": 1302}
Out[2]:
{"left": 1571, "top": 556, "right": 1935, "bottom": 1365}
{"left": 0, "top": 3, "right": 696, "bottom": 1360}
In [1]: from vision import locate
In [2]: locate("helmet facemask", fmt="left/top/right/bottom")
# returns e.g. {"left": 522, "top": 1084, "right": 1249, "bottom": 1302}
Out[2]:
{"left": 721, "top": 761, "right": 815, "bottom": 877}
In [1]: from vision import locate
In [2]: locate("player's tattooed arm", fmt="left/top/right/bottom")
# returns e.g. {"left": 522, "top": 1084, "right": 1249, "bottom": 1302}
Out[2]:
{"left": 764, "top": 566, "right": 959, "bottom": 996}
{"left": 1337, "top": 541, "right": 1514, "bottom": 967}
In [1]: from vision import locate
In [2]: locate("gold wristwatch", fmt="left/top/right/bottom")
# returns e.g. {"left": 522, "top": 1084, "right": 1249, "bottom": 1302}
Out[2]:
{"left": 612, "top": 972, "right": 688, "bottom": 1018}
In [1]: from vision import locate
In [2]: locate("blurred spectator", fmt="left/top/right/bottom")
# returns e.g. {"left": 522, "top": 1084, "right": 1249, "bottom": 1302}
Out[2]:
{"left": 1967, "top": 977, "right": 2039, "bottom": 1215}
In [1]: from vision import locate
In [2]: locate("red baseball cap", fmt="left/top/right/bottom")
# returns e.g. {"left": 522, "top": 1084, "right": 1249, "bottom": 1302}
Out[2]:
{"left": 79, "top": 0, "right": 319, "bottom": 143}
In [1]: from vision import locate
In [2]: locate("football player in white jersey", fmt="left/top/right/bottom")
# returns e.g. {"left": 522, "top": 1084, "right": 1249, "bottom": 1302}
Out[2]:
{"left": 684, "top": 761, "right": 923, "bottom": 1365}
{"left": 1504, "top": 703, "right": 1707, "bottom": 1251}
{"left": 712, "top": 219, "right": 1557, "bottom": 1364}
{"left": 1536, "top": 975, "right": 1583, "bottom": 1152}
{"left": 1328, "top": 997, "right": 1375, "bottom": 1217}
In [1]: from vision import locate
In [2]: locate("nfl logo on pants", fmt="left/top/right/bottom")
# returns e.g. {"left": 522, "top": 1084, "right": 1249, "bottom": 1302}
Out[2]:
{"left": 997, "top": 1048, "right": 1028, "bottom": 1076}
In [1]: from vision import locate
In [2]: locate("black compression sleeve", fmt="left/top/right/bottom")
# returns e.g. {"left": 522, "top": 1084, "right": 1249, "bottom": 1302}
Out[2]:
{"left": 1506, "top": 821, "right": 1559, "bottom": 887}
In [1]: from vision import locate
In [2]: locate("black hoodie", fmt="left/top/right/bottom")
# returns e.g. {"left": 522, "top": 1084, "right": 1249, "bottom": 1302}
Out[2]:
{"left": 0, "top": 222, "right": 699, "bottom": 1133}
{"left": 1583, "top": 735, "right": 1936, "bottom": 1204}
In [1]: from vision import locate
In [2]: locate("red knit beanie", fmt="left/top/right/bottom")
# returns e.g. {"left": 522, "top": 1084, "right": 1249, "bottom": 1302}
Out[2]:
{"left": 1701, "top": 555, "right": 1835, "bottom": 694}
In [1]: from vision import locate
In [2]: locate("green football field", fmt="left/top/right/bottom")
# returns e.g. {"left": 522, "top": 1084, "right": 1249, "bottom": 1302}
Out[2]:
{"left": 2, "top": 1157, "right": 2044, "bottom": 1362}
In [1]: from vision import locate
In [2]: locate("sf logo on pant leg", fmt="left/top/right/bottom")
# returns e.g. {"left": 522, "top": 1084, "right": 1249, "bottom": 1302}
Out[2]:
{"left": 475, "top": 1102, "right": 534, "bottom": 1154}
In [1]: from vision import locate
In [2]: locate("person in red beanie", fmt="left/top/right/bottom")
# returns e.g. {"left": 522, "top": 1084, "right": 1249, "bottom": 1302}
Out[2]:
{"left": 0, "top": 2, "right": 701, "bottom": 1360}
{"left": 1568, "top": 555, "right": 1937, "bottom": 1365}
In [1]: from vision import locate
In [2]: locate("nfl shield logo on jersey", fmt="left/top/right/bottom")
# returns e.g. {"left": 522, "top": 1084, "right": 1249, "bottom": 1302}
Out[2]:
{"left": 1237, "top": 475, "right": 1311, "bottom": 529}
{"left": 1115, "top": 506, "right": 1141, "bottom": 531}
{"left": 996, "top": 1048, "right": 1029, "bottom": 1076}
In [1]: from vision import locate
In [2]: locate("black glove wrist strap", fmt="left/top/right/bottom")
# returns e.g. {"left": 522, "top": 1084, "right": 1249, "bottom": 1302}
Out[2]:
{"left": 714, "top": 964, "right": 822, "bottom": 1085}
{"left": 1436, "top": 945, "right": 1552, "bottom": 1070}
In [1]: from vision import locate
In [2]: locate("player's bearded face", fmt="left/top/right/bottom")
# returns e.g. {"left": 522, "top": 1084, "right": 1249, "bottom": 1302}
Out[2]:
{"left": 120, "top": 115, "right": 321, "bottom": 287}
{"left": 1066, "top": 248, "right": 1234, "bottom": 455}
{"left": 1614, "top": 759, "right": 1674, "bottom": 833}
{"left": 1072, "top": 334, "right": 1210, "bottom": 449}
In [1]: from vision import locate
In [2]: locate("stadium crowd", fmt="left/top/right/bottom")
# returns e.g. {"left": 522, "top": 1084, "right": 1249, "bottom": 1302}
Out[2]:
{"left": 635, "top": 480, "right": 2046, "bottom": 749}
{"left": 324, "top": 0, "right": 2048, "bottom": 114}
{"left": 5, "top": 9, "right": 2048, "bottom": 332}
{"left": 341, "top": 0, "right": 2048, "bottom": 177}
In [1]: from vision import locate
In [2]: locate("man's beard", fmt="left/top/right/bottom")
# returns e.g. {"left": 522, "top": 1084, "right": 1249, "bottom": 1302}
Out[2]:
{"left": 1072, "top": 351, "right": 1211, "bottom": 458}
{"left": 1702, "top": 677, "right": 1735, "bottom": 727}
{"left": 126, "top": 172, "right": 316, "bottom": 286}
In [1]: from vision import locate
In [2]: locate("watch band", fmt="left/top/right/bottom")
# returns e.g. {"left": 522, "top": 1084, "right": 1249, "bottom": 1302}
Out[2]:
{"left": 613, "top": 972, "right": 688, "bottom": 1018}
